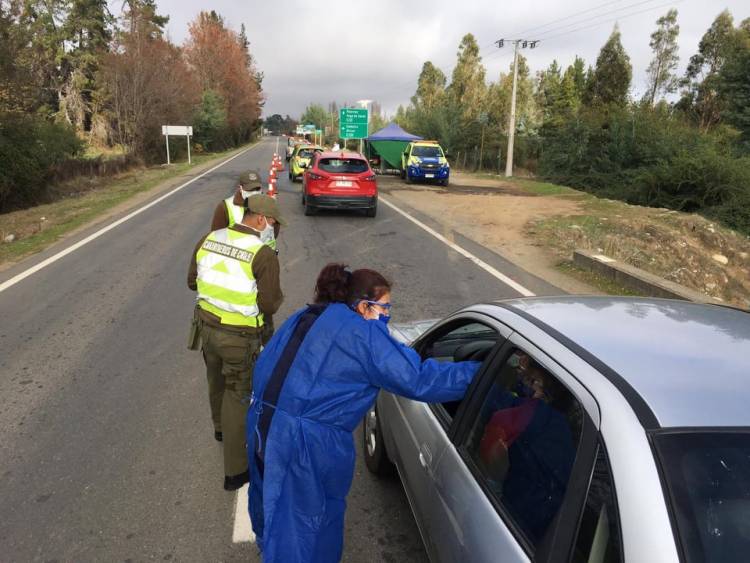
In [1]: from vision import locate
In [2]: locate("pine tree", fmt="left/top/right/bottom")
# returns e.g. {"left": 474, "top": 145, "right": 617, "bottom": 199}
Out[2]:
{"left": 60, "top": 0, "right": 114, "bottom": 133}
{"left": 444, "top": 33, "right": 487, "bottom": 154}
{"left": 300, "top": 104, "right": 328, "bottom": 130}
{"left": 680, "top": 10, "right": 737, "bottom": 130}
{"left": 536, "top": 60, "right": 562, "bottom": 119}
{"left": 447, "top": 33, "right": 486, "bottom": 122}
{"left": 718, "top": 18, "right": 750, "bottom": 146}
{"left": 412, "top": 61, "right": 446, "bottom": 111}
{"left": 193, "top": 89, "right": 228, "bottom": 150}
{"left": 645, "top": 9, "right": 680, "bottom": 105}
{"left": 568, "top": 56, "right": 587, "bottom": 98}
{"left": 12, "top": 0, "right": 68, "bottom": 116}
{"left": 591, "top": 25, "right": 632, "bottom": 106}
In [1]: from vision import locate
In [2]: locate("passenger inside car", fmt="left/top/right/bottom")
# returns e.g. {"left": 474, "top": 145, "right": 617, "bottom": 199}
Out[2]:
{"left": 467, "top": 351, "right": 579, "bottom": 544}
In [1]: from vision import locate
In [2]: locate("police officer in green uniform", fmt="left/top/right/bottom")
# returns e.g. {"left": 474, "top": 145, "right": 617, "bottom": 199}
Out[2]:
{"left": 188, "top": 195, "right": 284, "bottom": 490}
{"left": 211, "top": 171, "right": 261, "bottom": 229}
{"left": 210, "top": 171, "right": 280, "bottom": 346}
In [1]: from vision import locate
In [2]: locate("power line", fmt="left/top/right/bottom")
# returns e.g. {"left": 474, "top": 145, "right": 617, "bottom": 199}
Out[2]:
{"left": 535, "top": 0, "right": 682, "bottom": 42}
{"left": 531, "top": 0, "right": 666, "bottom": 40}
{"left": 511, "top": 0, "right": 633, "bottom": 36}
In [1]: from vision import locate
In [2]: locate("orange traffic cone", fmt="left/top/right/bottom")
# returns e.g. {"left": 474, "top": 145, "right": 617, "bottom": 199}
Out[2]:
{"left": 268, "top": 177, "right": 277, "bottom": 198}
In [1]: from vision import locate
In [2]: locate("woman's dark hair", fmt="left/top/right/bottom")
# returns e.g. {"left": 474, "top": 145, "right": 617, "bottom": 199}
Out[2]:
{"left": 314, "top": 263, "right": 391, "bottom": 305}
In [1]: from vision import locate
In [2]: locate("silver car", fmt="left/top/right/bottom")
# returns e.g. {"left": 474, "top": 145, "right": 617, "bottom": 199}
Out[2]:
{"left": 362, "top": 297, "right": 750, "bottom": 563}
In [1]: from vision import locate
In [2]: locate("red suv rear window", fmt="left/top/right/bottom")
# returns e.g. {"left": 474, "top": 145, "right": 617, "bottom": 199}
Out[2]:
{"left": 318, "top": 158, "right": 368, "bottom": 174}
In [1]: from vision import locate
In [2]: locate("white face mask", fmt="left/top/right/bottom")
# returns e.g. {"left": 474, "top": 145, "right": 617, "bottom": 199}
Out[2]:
{"left": 241, "top": 188, "right": 261, "bottom": 200}
{"left": 259, "top": 217, "right": 275, "bottom": 243}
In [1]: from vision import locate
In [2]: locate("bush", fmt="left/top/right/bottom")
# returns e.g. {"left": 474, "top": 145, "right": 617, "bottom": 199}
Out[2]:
{"left": 0, "top": 113, "right": 83, "bottom": 211}
{"left": 538, "top": 104, "right": 750, "bottom": 234}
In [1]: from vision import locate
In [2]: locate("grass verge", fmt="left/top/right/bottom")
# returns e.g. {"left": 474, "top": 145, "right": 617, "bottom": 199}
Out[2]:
{"left": 512, "top": 178, "right": 581, "bottom": 197}
{"left": 0, "top": 145, "right": 252, "bottom": 265}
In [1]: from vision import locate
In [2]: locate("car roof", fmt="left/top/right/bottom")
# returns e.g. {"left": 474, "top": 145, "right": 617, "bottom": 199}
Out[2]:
{"left": 494, "top": 297, "right": 750, "bottom": 429}
{"left": 317, "top": 151, "right": 366, "bottom": 159}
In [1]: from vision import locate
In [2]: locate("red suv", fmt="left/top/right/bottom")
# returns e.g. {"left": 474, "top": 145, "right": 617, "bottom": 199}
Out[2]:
{"left": 302, "top": 151, "right": 378, "bottom": 217}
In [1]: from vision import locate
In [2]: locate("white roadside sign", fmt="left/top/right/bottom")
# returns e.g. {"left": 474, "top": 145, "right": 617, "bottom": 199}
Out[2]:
{"left": 161, "top": 125, "right": 193, "bottom": 165}
{"left": 162, "top": 125, "right": 193, "bottom": 136}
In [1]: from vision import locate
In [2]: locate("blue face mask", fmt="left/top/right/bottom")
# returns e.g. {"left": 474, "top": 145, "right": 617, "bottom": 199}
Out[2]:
{"left": 356, "top": 299, "right": 392, "bottom": 326}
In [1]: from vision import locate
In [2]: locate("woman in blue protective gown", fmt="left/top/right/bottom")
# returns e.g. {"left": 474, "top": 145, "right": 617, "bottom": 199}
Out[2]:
{"left": 246, "top": 263, "right": 480, "bottom": 563}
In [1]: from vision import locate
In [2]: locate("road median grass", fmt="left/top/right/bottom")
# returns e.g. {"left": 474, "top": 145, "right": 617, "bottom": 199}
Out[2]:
{"left": 0, "top": 144, "right": 255, "bottom": 267}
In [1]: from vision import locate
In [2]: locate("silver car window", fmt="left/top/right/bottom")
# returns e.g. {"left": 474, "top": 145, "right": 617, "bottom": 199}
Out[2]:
{"left": 571, "top": 445, "right": 623, "bottom": 563}
{"left": 462, "top": 348, "right": 583, "bottom": 549}
{"left": 421, "top": 321, "right": 500, "bottom": 422}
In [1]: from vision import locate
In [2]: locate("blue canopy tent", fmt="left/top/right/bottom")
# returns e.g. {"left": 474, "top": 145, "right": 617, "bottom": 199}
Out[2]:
{"left": 365, "top": 123, "right": 422, "bottom": 171}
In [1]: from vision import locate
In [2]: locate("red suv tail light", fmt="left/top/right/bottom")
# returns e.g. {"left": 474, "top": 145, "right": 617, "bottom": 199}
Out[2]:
{"left": 364, "top": 175, "right": 376, "bottom": 182}
{"left": 308, "top": 172, "right": 324, "bottom": 180}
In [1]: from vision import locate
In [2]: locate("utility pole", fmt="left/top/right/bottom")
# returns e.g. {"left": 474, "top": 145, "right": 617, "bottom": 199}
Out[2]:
{"left": 496, "top": 38, "right": 539, "bottom": 177}
{"left": 506, "top": 41, "right": 519, "bottom": 178}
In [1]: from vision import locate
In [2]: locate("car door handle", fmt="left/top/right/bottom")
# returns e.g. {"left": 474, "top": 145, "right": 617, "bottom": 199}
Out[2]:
{"left": 418, "top": 444, "right": 433, "bottom": 470}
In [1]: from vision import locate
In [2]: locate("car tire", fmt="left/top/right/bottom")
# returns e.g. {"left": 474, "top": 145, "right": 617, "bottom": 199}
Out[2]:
{"left": 288, "top": 172, "right": 293, "bottom": 181}
{"left": 440, "top": 178, "right": 448, "bottom": 187}
{"left": 405, "top": 172, "right": 413, "bottom": 184}
{"left": 304, "top": 200, "right": 316, "bottom": 216}
{"left": 365, "top": 204, "right": 377, "bottom": 218}
{"left": 363, "top": 404, "right": 394, "bottom": 477}
{"left": 400, "top": 169, "right": 406, "bottom": 180}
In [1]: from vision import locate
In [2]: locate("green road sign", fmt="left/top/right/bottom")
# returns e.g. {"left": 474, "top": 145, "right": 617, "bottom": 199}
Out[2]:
{"left": 339, "top": 108, "right": 368, "bottom": 139}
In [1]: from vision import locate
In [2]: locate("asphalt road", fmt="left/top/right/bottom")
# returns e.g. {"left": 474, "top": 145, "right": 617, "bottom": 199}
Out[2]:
{"left": 0, "top": 137, "right": 558, "bottom": 562}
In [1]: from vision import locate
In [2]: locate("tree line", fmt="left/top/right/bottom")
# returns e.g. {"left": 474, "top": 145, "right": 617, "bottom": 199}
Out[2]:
{"left": 0, "top": 0, "right": 264, "bottom": 211}
{"left": 395, "top": 10, "right": 750, "bottom": 235}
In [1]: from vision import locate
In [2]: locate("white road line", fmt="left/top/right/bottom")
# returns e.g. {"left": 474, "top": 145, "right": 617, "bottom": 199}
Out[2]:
{"left": 379, "top": 195, "right": 536, "bottom": 297}
{"left": 274, "top": 136, "right": 279, "bottom": 155}
{"left": 233, "top": 484, "right": 255, "bottom": 543}
{"left": 0, "top": 145, "right": 259, "bottom": 294}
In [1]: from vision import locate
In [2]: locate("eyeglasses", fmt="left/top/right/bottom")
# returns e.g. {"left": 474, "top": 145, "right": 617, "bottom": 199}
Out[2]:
{"left": 362, "top": 299, "right": 392, "bottom": 310}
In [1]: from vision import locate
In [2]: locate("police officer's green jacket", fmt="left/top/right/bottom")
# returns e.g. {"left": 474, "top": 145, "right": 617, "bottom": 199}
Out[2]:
{"left": 188, "top": 224, "right": 282, "bottom": 331}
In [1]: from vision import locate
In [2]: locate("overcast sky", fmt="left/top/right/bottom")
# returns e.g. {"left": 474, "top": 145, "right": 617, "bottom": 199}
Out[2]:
{"left": 135, "top": 0, "right": 750, "bottom": 119}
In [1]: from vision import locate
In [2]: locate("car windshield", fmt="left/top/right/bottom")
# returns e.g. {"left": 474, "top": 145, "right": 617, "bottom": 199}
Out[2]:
{"left": 298, "top": 149, "right": 316, "bottom": 158}
{"left": 653, "top": 431, "right": 750, "bottom": 563}
{"left": 318, "top": 158, "right": 368, "bottom": 174}
{"left": 412, "top": 146, "right": 443, "bottom": 158}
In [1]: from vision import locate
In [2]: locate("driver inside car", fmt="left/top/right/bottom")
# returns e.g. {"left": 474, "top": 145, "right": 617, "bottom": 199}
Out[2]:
{"left": 476, "top": 353, "right": 577, "bottom": 542}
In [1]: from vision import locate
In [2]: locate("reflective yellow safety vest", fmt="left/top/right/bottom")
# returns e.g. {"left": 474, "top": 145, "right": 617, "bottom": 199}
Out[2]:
{"left": 196, "top": 228, "right": 265, "bottom": 327}
{"left": 224, "top": 196, "right": 245, "bottom": 228}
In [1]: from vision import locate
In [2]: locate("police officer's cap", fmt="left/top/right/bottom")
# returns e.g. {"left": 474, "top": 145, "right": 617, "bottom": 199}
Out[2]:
{"left": 247, "top": 194, "right": 287, "bottom": 226}
{"left": 239, "top": 170, "right": 262, "bottom": 189}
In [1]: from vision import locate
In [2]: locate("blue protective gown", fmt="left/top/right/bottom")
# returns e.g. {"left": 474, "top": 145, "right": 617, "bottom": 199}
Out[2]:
{"left": 246, "top": 303, "right": 480, "bottom": 562}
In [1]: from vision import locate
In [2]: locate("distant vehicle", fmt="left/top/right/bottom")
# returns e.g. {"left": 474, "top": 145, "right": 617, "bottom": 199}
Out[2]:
{"left": 289, "top": 144, "right": 323, "bottom": 182}
{"left": 364, "top": 296, "right": 750, "bottom": 563}
{"left": 401, "top": 140, "right": 450, "bottom": 186}
{"left": 302, "top": 151, "right": 378, "bottom": 217}
{"left": 286, "top": 137, "right": 304, "bottom": 161}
